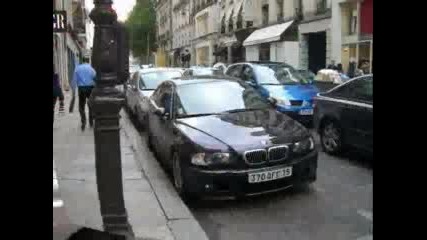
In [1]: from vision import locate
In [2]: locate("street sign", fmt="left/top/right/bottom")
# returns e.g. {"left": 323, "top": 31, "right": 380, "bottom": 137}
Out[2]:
{"left": 53, "top": 11, "right": 67, "bottom": 32}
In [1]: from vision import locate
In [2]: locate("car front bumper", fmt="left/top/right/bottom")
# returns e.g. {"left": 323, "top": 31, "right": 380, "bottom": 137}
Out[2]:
{"left": 183, "top": 151, "right": 318, "bottom": 197}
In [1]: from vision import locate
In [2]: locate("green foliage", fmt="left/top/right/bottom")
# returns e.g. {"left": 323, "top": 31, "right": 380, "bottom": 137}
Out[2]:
{"left": 125, "top": 0, "right": 156, "bottom": 60}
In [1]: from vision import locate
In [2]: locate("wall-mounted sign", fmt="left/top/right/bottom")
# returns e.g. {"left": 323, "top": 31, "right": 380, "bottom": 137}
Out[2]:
{"left": 53, "top": 11, "right": 67, "bottom": 32}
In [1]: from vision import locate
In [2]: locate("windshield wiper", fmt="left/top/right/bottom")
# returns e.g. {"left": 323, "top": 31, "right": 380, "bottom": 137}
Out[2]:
{"left": 177, "top": 113, "right": 217, "bottom": 118}
{"left": 260, "top": 83, "right": 284, "bottom": 85}
{"left": 221, "top": 108, "right": 266, "bottom": 114}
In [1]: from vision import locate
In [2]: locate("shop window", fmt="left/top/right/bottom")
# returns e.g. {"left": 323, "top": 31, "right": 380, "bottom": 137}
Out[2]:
{"left": 259, "top": 43, "right": 270, "bottom": 61}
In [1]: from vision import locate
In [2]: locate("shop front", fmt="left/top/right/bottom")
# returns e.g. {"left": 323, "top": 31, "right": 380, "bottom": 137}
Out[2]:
{"left": 243, "top": 20, "right": 299, "bottom": 67}
{"left": 339, "top": 0, "right": 372, "bottom": 75}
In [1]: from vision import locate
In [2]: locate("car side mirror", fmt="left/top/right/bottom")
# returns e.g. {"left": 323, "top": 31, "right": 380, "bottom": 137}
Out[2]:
{"left": 267, "top": 97, "right": 277, "bottom": 105}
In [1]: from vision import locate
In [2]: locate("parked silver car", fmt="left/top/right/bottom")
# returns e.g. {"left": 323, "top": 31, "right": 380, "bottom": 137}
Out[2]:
{"left": 126, "top": 68, "right": 183, "bottom": 128}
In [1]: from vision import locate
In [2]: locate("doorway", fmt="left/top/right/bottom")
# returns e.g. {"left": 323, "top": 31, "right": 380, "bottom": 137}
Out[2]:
{"left": 307, "top": 31, "right": 326, "bottom": 74}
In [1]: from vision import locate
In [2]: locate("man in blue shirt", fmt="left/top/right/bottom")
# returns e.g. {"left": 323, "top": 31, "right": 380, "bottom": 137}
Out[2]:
{"left": 71, "top": 58, "right": 96, "bottom": 131}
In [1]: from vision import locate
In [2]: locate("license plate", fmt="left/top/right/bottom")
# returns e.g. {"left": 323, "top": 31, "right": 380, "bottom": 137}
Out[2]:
{"left": 248, "top": 167, "right": 292, "bottom": 183}
{"left": 299, "top": 109, "right": 313, "bottom": 115}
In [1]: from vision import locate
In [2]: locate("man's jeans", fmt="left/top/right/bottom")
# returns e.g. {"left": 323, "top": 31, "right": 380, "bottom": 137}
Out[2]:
{"left": 78, "top": 86, "right": 94, "bottom": 126}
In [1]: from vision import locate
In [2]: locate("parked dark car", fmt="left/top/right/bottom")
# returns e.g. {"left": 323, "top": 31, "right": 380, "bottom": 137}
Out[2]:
{"left": 313, "top": 75, "right": 373, "bottom": 155}
{"left": 146, "top": 76, "right": 318, "bottom": 199}
{"left": 225, "top": 62, "right": 319, "bottom": 125}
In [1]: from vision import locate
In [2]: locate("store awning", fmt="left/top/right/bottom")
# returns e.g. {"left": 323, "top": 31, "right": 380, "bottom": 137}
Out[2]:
{"left": 243, "top": 20, "right": 294, "bottom": 46}
{"left": 222, "top": 35, "right": 238, "bottom": 47}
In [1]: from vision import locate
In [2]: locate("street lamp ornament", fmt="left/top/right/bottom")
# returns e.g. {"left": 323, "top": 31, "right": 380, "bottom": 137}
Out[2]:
{"left": 89, "top": 0, "right": 133, "bottom": 239}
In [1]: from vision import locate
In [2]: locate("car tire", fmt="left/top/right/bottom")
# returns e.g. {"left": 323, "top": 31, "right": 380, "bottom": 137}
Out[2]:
{"left": 147, "top": 129, "right": 154, "bottom": 152}
{"left": 172, "top": 152, "right": 196, "bottom": 202}
{"left": 320, "top": 120, "right": 344, "bottom": 155}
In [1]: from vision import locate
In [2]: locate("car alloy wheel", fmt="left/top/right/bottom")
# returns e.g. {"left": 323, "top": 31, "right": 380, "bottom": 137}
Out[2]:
{"left": 321, "top": 121, "right": 342, "bottom": 154}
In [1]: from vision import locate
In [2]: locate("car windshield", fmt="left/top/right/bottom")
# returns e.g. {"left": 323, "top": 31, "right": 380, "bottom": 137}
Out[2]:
{"left": 254, "top": 64, "right": 310, "bottom": 85}
{"left": 139, "top": 71, "right": 182, "bottom": 90}
{"left": 297, "top": 69, "right": 315, "bottom": 80}
{"left": 175, "top": 80, "right": 271, "bottom": 117}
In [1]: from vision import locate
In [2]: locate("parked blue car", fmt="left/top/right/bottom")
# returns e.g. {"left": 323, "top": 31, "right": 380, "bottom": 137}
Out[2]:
{"left": 225, "top": 62, "right": 319, "bottom": 124}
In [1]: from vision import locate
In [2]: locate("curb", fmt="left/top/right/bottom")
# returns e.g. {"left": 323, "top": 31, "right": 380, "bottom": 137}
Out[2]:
{"left": 120, "top": 110, "right": 209, "bottom": 240}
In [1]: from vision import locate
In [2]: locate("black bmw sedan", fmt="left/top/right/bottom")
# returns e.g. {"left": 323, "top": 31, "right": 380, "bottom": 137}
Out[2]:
{"left": 146, "top": 76, "right": 318, "bottom": 199}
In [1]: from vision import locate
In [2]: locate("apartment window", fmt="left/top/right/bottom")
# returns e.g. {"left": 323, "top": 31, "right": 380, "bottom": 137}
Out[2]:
{"left": 221, "top": 15, "right": 226, "bottom": 33}
{"left": 349, "top": 10, "right": 358, "bottom": 35}
{"left": 228, "top": 10, "right": 234, "bottom": 32}
{"left": 276, "top": 0, "right": 283, "bottom": 21}
{"left": 316, "top": 0, "right": 327, "bottom": 14}
{"left": 262, "top": 4, "right": 269, "bottom": 25}
{"left": 236, "top": 7, "right": 243, "bottom": 29}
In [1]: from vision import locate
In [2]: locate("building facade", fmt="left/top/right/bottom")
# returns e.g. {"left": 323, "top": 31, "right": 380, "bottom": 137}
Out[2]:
{"left": 155, "top": 0, "right": 173, "bottom": 66}
{"left": 242, "top": 0, "right": 300, "bottom": 67}
{"left": 53, "top": 0, "right": 86, "bottom": 91}
{"left": 215, "top": 0, "right": 258, "bottom": 64}
{"left": 192, "top": 0, "right": 220, "bottom": 66}
{"left": 331, "top": 0, "right": 372, "bottom": 74}
{"left": 297, "top": 0, "right": 332, "bottom": 73}
{"left": 172, "top": 0, "right": 193, "bottom": 67}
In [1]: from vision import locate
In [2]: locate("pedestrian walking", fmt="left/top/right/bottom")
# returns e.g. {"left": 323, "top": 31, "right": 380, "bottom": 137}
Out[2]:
{"left": 53, "top": 71, "right": 65, "bottom": 126}
{"left": 71, "top": 58, "right": 96, "bottom": 131}
{"left": 336, "top": 63, "right": 350, "bottom": 82}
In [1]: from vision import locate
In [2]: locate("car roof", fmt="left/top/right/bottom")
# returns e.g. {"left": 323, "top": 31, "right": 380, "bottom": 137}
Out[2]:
{"left": 324, "top": 74, "right": 373, "bottom": 93}
{"left": 167, "top": 75, "right": 240, "bottom": 86}
{"left": 138, "top": 67, "right": 183, "bottom": 74}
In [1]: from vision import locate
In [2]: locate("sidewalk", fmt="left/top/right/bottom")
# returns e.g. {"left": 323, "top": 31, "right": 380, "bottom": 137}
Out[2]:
{"left": 53, "top": 93, "right": 208, "bottom": 240}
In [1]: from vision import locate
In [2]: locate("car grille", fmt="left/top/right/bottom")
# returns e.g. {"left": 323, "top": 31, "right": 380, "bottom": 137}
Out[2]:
{"left": 290, "top": 100, "right": 303, "bottom": 106}
{"left": 244, "top": 149, "right": 267, "bottom": 165}
{"left": 268, "top": 145, "right": 289, "bottom": 162}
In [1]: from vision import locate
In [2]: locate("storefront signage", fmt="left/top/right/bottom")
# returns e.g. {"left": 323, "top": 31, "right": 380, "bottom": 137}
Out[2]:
{"left": 53, "top": 11, "right": 67, "bottom": 32}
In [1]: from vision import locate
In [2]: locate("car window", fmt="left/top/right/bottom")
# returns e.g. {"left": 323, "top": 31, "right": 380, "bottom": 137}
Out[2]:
{"left": 175, "top": 80, "right": 271, "bottom": 117}
{"left": 153, "top": 83, "right": 173, "bottom": 114}
{"left": 254, "top": 64, "right": 310, "bottom": 85}
{"left": 349, "top": 76, "right": 373, "bottom": 103}
{"left": 329, "top": 76, "right": 373, "bottom": 103}
{"left": 139, "top": 71, "right": 182, "bottom": 90}
{"left": 225, "top": 65, "right": 243, "bottom": 79}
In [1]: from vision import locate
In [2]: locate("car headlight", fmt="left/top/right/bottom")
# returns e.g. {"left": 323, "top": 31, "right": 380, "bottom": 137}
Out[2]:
{"left": 293, "top": 137, "right": 315, "bottom": 153}
{"left": 191, "top": 152, "right": 231, "bottom": 166}
{"left": 272, "top": 97, "right": 291, "bottom": 107}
